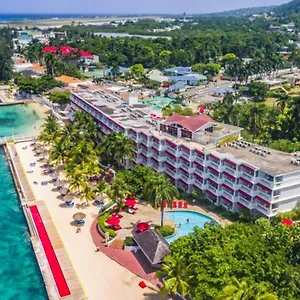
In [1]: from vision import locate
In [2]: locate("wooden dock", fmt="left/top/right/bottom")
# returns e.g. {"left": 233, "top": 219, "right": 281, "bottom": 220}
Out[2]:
{"left": 5, "top": 143, "right": 87, "bottom": 300}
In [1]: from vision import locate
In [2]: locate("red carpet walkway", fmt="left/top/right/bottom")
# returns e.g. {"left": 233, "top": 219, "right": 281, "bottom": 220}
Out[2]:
{"left": 90, "top": 219, "right": 157, "bottom": 285}
{"left": 30, "top": 205, "right": 71, "bottom": 297}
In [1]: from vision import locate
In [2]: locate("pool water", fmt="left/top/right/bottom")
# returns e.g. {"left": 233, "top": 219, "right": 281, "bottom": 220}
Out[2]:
{"left": 0, "top": 148, "right": 47, "bottom": 299}
{"left": 165, "top": 211, "right": 217, "bottom": 243}
{"left": 0, "top": 104, "right": 43, "bottom": 137}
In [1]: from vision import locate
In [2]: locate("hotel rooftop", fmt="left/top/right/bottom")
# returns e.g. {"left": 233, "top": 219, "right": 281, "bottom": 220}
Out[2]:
{"left": 72, "top": 89, "right": 300, "bottom": 176}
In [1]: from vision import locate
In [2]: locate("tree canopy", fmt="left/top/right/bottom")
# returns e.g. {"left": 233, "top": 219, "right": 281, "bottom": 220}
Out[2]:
{"left": 166, "top": 219, "right": 300, "bottom": 299}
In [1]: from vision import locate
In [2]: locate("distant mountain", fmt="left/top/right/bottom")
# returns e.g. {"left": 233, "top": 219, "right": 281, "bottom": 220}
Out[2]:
{"left": 274, "top": 0, "right": 300, "bottom": 15}
{"left": 203, "top": 6, "right": 275, "bottom": 17}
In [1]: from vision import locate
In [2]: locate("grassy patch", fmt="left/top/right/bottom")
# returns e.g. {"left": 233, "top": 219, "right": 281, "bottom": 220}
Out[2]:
{"left": 264, "top": 97, "right": 277, "bottom": 107}
{"left": 98, "top": 211, "right": 117, "bottom": 238}
{"left": 155, "top": 225, "right": 175, "bottom": 237}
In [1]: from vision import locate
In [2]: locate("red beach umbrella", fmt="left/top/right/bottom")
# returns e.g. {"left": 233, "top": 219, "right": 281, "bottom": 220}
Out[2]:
{"left": 281, "top": 219, "right": 293, "bottom": 227}
{"left": 106, "top": 215, "right": 120, "bottom": 226}
{"left": 125, "top": 199, "right": 137, "bottom": 207}
{"left": 137, "top": 222, "right": 150, "bottom": 232}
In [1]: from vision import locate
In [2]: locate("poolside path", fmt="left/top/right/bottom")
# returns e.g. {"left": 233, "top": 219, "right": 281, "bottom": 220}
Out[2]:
{"left": 90, "top": 219, "right": 158, "bottom": 285}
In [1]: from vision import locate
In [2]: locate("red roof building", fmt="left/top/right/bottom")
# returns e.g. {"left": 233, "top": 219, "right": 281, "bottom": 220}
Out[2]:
{"left": 164, "top": 113, "right": 215, "bottom": 133}
{"left": 43, "top": 46, "right": 93, "bottom": 58}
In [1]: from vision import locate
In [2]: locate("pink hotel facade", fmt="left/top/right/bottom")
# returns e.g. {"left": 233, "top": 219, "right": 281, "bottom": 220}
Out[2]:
{"left": 70, "top": 89, "right": 300, "bottom": 218}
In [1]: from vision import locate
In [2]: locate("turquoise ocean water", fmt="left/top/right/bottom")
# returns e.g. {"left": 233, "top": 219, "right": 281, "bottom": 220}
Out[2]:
{"left": 0, "top": 104, "right": 44, "bottom": 137}
{"left": 0, "top": 104, "right": 47, "bottom": 299}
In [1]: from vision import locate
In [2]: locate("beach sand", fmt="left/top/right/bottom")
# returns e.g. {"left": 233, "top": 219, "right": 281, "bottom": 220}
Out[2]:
{"left": 15, "top": 141, "right": 164, "bottom": 300}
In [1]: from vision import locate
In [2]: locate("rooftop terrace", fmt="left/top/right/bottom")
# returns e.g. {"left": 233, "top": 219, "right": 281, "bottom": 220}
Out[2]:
{"left": 214, "top": 141, "right": 300, "bottom": 175}
{"left": 72, "top": 89, "right": 300, "bottom": 175}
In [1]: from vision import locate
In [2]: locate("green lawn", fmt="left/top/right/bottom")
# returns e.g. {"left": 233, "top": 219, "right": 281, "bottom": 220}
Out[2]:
{"left": 265, "top": 97, "right": 277, "bottom": 107}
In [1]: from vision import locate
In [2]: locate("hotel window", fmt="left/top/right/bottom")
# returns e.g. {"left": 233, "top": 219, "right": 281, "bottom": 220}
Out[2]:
{"left": 275, "top": 176, "right": 283, "bottom": 183}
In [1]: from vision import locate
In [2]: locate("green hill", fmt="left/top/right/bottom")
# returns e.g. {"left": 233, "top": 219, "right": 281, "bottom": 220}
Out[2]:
{"left": 274, "top": 0, "right": 300, "bottom": 15}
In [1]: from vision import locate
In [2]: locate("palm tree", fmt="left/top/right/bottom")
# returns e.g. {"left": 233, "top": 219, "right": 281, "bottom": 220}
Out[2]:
{"left": 143, "top": 174, "right": 179, "bottom": 226}
{"left": 215, "top": 278, "right": 278, "bottom": 300}
{"left": 276, "top": 93, "right": 290, "bottom": 112}
{"left": 44, "top": 52, "right": 57, "bottom": 77}
{"left": 156, "top": 256, "right": 194, "bottom": 298}
{"left": 247, "top": 104, "right": 266, "bottom": 139}
{"left": 100, "top": 132, "right": 134, "bottom": 168}
{"left": 68, "top": 171, "right": 86, "bottom": 195}
{"left": 80, "top": 183, "right": 95, "bottom": 205}
{"left": 38, "top": 115, "right": 61, "bottom": 146}
{"left": 94, "top": 180, "right": 108, "bottom": 201}
{"left": 106, "top": 177, "right": 130, "bottom": 211}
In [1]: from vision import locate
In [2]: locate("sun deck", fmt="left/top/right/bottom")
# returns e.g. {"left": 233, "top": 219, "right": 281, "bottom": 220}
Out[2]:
{"left": 215, "top": 143, "right": 299, "bottom": 175}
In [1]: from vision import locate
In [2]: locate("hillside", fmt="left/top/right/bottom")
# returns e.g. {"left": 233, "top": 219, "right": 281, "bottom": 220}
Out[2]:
{"left": 206, "top": 6, "right": 275, "bottom": 17}
{"left": 274, "top": 0, "right": 300, "bottom": 15}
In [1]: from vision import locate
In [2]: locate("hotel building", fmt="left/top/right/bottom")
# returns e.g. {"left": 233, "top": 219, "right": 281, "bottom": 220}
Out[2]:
{"left": 70, "top": 89, "right": 300, "bottom": 218}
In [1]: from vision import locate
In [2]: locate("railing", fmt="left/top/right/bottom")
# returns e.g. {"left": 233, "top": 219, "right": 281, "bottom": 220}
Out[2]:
{"left": 0, "top": 134, "right": 38, "bottom": 145}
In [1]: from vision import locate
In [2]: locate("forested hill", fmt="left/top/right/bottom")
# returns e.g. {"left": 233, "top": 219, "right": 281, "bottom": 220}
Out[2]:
{"left": 274, "top": 0, "right": 300, "bottom": 15}
{"left": 204, "top": 6, "right": 275, "bottom": 17}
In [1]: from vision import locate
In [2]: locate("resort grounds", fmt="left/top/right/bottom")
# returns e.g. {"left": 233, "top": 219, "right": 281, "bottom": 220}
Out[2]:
{"left": 12, "top": 140, "right": 169, "bottom": 300}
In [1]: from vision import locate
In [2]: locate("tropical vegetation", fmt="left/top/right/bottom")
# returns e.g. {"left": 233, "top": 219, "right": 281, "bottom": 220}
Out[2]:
{"left": 159, "top": 219, "right": 300, "bottom": 299}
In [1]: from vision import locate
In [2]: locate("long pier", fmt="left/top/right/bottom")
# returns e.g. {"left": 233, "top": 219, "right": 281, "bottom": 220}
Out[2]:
{"left": 5, "top": 141, "right": 86, "bottom": 300}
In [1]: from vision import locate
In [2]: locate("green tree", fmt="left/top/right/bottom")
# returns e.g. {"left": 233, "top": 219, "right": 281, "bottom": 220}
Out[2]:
{"left": 49, "top": 91, "right": 70, "bottom": 105}
{"left": 106, "top": 177, "right": 129, "bottom": 211}
{"left": 38, "top": 115, "right": 62, "bottom": 146}
{"left": 130, "top": 63, "right": 144, "bottom": 79}
{"left": 249, "top": 82, "right": 269, "bottom": 102}
{"left": 44, "top": 52, "right": 57, "bottom": 77}
{"left": 156, "top": 256, "right": 194, "bottom": 298}
{"left": 100, "top": 132, "right": 134, "bottom": 168}
{"left": 143, "top": 174, "right": 179, "bottom": 226}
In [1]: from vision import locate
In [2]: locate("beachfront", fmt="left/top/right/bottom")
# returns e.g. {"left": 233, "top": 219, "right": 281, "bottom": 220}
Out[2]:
{"left": 13, "top": 141, "right": 163, "bottom": 300}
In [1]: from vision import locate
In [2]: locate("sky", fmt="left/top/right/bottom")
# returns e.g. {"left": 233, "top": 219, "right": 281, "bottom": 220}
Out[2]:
{"left": 0, "top": 0, "right": 291, "bottom": 15}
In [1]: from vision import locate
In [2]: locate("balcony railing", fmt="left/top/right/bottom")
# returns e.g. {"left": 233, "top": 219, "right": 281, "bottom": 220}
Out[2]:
{"left": 256, "top": 203, "right": 271, "bottom": 215}
{"left": 240, "top": 184, "right": 255, "bottom": 195}
{"left": 223, "top": 190, "right": 236, "bottom": 201}
{"left": 257, "top": 191, "right": 272, "bottom": 201}
{"left": 238, "top": 198, "right": 253, "bottom": 208}
{"left": 261, "top": 178, "right": 274, "bottom": 188}
{"left": 241, "top": 172, "right": 255, "bottom": 181}
{"left": 210, "top": 160, "right": 220, "bottom": 170}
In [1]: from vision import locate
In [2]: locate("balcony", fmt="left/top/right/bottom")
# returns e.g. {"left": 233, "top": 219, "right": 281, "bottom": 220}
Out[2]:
{"left": 209, "top": 160, "right": 220, "bottom": 170}
{"left": 166, "top": 168, "right": 180, "bottom": 179}
{"left": 240, "top": 184, "right": 256, "bottom": 197}
{"left": 166, "top": 157, "right": 182, "bottom": 168}
{"left": 238, "top": 198, "right": 254, "bottom": 209}
{"left": 224, "top": 179, "right": 237, "bottom": 189}
{"left": 207, "top": 185, "right": 222, "bottom": 196}
{"left": 208, "top": 173, "right": 223, "bottom": 184}
{"left": 195, "top": 156, "right": 205, "bottom": 164}
{"left": 223, "top": 190, "right": 236, "bottom": 202}
{"left": 153, "top": 142, "right": 166, "bottom": 151}
{"left": 241, "top": 171, "right": 255, "bottom": 182}
{"left": 261, "top": 178, "right": 274, "bottom": 188}
{"left": 256, "top": 203, "right": 271, "bottom": 216}
{"left": 225, "top": 166, "right": 239, "bottom": 176}
{"left": 181, "top": 174, "right": 194, "bottom": 184}
{"left": 257, "top": 191, "right": 272, "bottom": 201}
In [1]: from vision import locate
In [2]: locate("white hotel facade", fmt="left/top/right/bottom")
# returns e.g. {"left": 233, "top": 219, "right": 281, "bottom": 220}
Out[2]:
{"left": 70, "top": 89, "right": 300, "bottom": 218}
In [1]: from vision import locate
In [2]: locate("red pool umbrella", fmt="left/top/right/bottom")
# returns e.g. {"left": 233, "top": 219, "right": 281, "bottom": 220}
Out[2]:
{"left": 125, "top": 199, "right": 137, "bottom": 207}
{"left": 137, "top": 222, "right": 150, "bottom": 232}
{"left": 106, "top": 215, "right": 120, "bottom": 226}
{"left": 281, "top": 219, "right": 293, "bottom": 227}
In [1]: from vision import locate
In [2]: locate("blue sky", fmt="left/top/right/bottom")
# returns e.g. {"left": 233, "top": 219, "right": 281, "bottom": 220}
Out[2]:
{"left": 0, "top": 0, "right": 290, "bottom": 14}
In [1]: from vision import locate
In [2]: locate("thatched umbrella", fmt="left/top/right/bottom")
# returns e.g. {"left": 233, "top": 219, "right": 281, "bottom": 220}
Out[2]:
{"left": 49, "top": 172, "right": 59, "bottom": 178}
{"left": 53, "top": 180, "right": 66, "bottom": 187}
{"left": 63, "top": 194, "right": 75, "bottom": 202}
{"left": 73, "top": 212, "right": 86, "bottom": 221}
{"left": 60, "top": 187, "right": 69, "bottom": 195}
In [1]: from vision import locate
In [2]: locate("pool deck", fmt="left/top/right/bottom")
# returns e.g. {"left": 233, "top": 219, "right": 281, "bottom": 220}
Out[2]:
{"left": 5, "top": 143, "right": 86, "bottom": 300}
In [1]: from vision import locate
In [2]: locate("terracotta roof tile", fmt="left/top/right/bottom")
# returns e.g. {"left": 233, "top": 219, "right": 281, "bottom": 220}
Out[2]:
{"left": 164, "top": 113, "right": 215, "bottom": 132}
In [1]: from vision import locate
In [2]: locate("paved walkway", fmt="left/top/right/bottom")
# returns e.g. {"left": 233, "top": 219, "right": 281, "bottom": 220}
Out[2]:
{"left": 90, "top": 219, "right": 158, "bottom": 285}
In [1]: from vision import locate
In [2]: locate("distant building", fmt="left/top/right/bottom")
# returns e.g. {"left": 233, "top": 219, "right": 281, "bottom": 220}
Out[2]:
{"left": 164, "top": 66, "right": 192, "bottom": 76}
{"left": 269, "top": 22, "right": 295, "bottom": 33}
{"left": 213, "top": 87, "right": 234, "bottom": 97}
{"left": 102, "top": 66, "right": 129, "bottom": 77}
{"left": 168, "top": 74, "right": 207, "bottom": 86}
{"left": 168, "top": 81, "right": 186, "bottom": 92}
{"left": 42, "top": 46, "right": 98, "bottom": 64}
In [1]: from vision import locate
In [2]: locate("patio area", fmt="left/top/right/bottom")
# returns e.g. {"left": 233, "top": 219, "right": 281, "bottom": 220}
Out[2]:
{"left": 106, "top": 200, "right": 176, "bottom": 240}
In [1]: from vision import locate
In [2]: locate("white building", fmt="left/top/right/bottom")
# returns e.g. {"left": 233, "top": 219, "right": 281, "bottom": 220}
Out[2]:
{"left": 70, "top": 89, "right": 300, "bottom": 218}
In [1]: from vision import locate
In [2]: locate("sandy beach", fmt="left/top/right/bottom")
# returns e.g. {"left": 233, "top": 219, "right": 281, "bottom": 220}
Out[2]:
{"left": 14, "top": 141, "right": 164, "bottom": 300}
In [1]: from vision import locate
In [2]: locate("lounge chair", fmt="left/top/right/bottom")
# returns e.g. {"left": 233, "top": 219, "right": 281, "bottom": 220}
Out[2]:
{"left": 183, "top": 201, "right": 188, "bottom": 209}
{"left": 66, "top": 201, "right": 74, "bottom": 208}
{"left": 178, "top": 201, "right": 183, "bottom": 209}
{"left": 76, "top": 219, "right": 85, "bottom": 227}
{"left": 33, "top": 181, "right": 38, "bottom": 185}
{"left": 172, "top": 201, "right": 178, "bottom": 208}
{"left": 41, "top": 181, "right": 48, "bottom": 186}
{"left": 114, "top": 225, "right": 122, "bottom": 231}
{"left": 27, "top": 170, "right": 34, "bottom": 174}
{"left": 30, "top": 162, "right": 36, "bottom": 167}
{"left": 128, "top": 208, "right": 136, "bottom": 214}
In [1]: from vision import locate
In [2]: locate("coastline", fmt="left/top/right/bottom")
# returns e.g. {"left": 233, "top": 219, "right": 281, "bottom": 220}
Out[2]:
{"left": 7, "top": 140, "right": 161, "bottom": 300}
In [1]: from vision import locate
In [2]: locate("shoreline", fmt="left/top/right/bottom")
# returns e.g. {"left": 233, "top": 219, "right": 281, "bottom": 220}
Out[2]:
{"left": 7, "top": 140, "right": 161, "bottom": 300}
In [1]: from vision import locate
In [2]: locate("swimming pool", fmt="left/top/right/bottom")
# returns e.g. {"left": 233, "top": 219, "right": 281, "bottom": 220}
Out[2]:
{"left": 165, "top": 211, "right": 217, "bottom": 243}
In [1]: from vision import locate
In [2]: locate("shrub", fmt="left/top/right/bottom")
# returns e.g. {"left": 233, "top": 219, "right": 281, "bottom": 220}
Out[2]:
{"left": 124, "top": 236, "right": 137, "bottom": 246}
{"left": 98, "top": 212, "right": 117, "bottom": 238}
{"left": 155, "top": 225, "right": 175, "bottom": 237}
